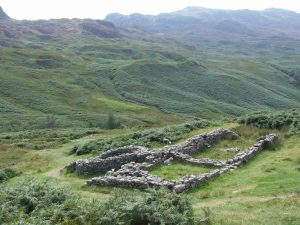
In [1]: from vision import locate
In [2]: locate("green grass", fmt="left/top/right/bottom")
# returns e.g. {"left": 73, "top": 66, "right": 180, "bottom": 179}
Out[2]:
{"left": 150, "top": 161, "right": 212, "bottom": 180}
{"left": 194, "top": 196, "right": 300, "bottom": 225}
{"left": 0, "top": 120, "right": 299, "bottom": 224}
{"left": 188, "top": 134, "right": 300, "bottom": 225}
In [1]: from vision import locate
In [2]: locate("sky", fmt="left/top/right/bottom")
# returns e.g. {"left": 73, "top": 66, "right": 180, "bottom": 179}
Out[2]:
{"left": 0, "top": 0, "right": 299, "bottom": 20}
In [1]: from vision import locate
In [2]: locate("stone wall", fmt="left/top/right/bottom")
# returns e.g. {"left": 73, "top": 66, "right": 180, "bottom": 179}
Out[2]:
{"left": 66, "top": 128, "right": 277, "bottom": 193}
{"left": 86, "top": 162, "right": 170, "bottom": 189}
{"left": 172, "top": 152, "right": 224, "bottom": 167}
{"left": 66, "top": 128, "right": 238, "bottom": 175}
{"left": 85, "top": 133, "right": 278, "bottom": 193}
{"left": 168, "top": 128, "right": 239, "bottom": 155}
{"left": 100, "top": 146, "right": 149, "bottom": 159}
{"left": 171, "top": 133, "right": 278, "bottom": 192}
{"left": 66, "top": 148, "right": 151, "bottom": 175}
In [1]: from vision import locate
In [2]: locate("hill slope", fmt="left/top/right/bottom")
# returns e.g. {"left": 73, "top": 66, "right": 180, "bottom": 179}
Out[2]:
{"left": 0, "top": 7, "right": 299, "bottom": 132}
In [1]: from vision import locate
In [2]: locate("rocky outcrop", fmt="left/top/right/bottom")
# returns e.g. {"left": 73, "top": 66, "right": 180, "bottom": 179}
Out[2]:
{"left": 81, "top": 20, "right": 120, "bottom": 38}
{"left": 0, "top": 7, "right": 10, "bottom": 20}
{"left": 67, "top": 129, "right": 278, "bottom": 193}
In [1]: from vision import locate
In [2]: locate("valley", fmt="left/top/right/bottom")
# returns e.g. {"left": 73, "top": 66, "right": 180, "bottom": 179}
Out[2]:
{"left": 0, "top": 5, "right": 299, "bottom": 225}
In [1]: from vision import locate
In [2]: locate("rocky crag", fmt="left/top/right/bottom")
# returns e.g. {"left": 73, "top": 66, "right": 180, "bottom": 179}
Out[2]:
{"left": 66, "top": 128, "right": 278, "bottom": 193}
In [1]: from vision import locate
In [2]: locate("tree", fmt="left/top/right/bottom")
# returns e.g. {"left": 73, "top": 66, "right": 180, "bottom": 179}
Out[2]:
{"left": 106, "top": 112, "right": 120, "bottom": 129}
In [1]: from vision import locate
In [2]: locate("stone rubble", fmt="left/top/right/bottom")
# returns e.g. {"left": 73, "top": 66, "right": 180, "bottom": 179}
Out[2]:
{"left": 66, "top": 129, "right": 278, "bottom": 193}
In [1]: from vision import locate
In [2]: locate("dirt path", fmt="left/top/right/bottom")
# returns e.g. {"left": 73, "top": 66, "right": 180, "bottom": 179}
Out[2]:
{"left": 44, "top": 168, "right": 62, "bottom": 179}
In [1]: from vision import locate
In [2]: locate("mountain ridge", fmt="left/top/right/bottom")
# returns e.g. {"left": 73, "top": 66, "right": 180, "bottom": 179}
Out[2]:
{"left": 0, "top": 6, "right": 10, "bottom": 20}
{"left": 105, "top": 7, "right": 300, "bottom": 39}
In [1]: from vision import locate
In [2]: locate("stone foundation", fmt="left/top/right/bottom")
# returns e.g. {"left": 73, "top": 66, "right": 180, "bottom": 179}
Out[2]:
{"left": 66, "top": 128, "right": 238, "bottom": 175}
{"left": 66, "top": 128, "right": 278, "bottom": 193}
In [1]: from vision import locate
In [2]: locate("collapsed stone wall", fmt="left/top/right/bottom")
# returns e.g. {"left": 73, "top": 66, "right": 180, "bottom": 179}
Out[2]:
{"left": 100, "top": 146, "right": 148, "bottom": 159}
{"left": 85, "top": 133, "right": 278, "bottom": 193}
{"left": 172, "top": 152, "right": 224, "bottom": 167}
{"left": 66, "top": 146, "right": 151, "bottom": 175}
{"left": 168, "top": 128, "right": 239, "bottom": 155}
{"left": 86, "top": 162, "right": 170, "bottom": 189}
{"left": 66, "top": 128, "right": 278, "bottom": 193}
{"left": 171, "top": 133, "right": 278, "bottom": 192}
{"left": 66, "top": 128, "right": 238, "bottom": 175}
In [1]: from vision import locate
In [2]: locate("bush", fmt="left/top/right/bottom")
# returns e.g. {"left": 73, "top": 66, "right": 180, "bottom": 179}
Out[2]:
{"left": 72, "top": 119, "right": 213, "bottom": 155}
{"left": 238, "top": 109, "right": 300, "bottom": 135}
{"left": 0, "top": 128, "right": 101, "bottom": 151}
{"left": 106, "top": 113, "right": 121, "bottom": 129}
{"left": 0, "top": 179, "right": 201, "bottom": 225}
{"left": 96, "top": 189, "right": 195, "bottom": 225}
{"left": 0, "top": 168, "right": 20, "bottom": 183}
{"left": 0, "top": 179, "right": 83, "bottom": 224}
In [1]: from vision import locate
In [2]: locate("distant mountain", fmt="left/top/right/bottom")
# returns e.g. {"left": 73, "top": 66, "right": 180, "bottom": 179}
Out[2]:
{"left": 105, "top": 7, "right": 300, "bottom": 39}
{"left": 0, "top": 18, "right": 120, "bottom": 39}
{"left": 0, "top": 6, "right": 10, "bottom": 20}
{"left": 0, "top": 7, "right": 120, "bottom": 39}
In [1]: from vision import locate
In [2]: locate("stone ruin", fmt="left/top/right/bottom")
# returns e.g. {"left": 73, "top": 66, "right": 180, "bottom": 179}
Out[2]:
{"left": 66, "top": 128, "right": 278, "bottom": 193}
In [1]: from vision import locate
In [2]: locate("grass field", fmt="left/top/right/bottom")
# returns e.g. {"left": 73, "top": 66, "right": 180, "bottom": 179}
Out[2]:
{"left": 150, "top": 162, "right": 212, "bottom": 180}
{"left": 1, "top": 122, "right": 299, "bottom": 224}
{"left": 191, "top": 136, "right": 300, "bottom": 224}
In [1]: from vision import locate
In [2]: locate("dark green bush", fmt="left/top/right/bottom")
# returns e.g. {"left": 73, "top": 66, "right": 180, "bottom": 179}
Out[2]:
{"left": 106, "top": 113, "right": 121, "bottom": 129}
{"left": 96, "top": 189, "right": 195, "bottom": 225}
{"left": 0, "top": 179, "right": 201, "bottom": 225}
{"left": 73, "top": 120, "right": 213, "bottom": 155}
{"left": 0, "top": 168, "right": 20, "bottom": 183}
{"left": 238, "top": 109, "right": 300, "bottom": 135}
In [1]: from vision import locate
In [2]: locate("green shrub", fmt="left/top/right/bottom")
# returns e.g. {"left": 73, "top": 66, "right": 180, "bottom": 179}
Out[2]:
{"left": 0, "top": 168, "right": 20, "bottom": 183}
{"left": 106, "top": 113, "right": 121, "bottom": 129}
{"left": 0, "top": 179, "right": 201, "bottom": 225}
{"left": 0, "top": 179, "right": 83, "bottom": 224}
{"left": 72, "top": 120, "right": 212, "bottom": 155}
{"left": 238, "top": 109, "right": 300, "bottom": 135}
{"left": 95, "top": 189, "right": 195, "bottom": 225}
{"left": 0, "top": 128, "right": 101, "bottom": 150}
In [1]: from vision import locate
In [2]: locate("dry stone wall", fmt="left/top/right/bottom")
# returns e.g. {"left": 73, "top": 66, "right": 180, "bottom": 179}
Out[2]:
{"left": 66, "top": 128, "right": 238, "bottom": 175}
{"left": 66, "top": 128, "right": 278, "bottom": 193}
{"left": 171, "top": 133, "right": 278, "bottom": 192}
{"left": 66, "top": 147, "right": 151, "bottom": 175}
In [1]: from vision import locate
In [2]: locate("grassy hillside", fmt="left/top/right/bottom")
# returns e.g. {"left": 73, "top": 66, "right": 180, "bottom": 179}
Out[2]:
{"left": 0, "top": 121, "right": 299, "bottom": 224}
{"left": 0, "top": 7, "right": 299, "bottom": 134}
{"left": 0, "top": 30, "right": 299, "bottom": 133}
{"left": 0, "top": 33, "right": 181, "bottom": 133}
